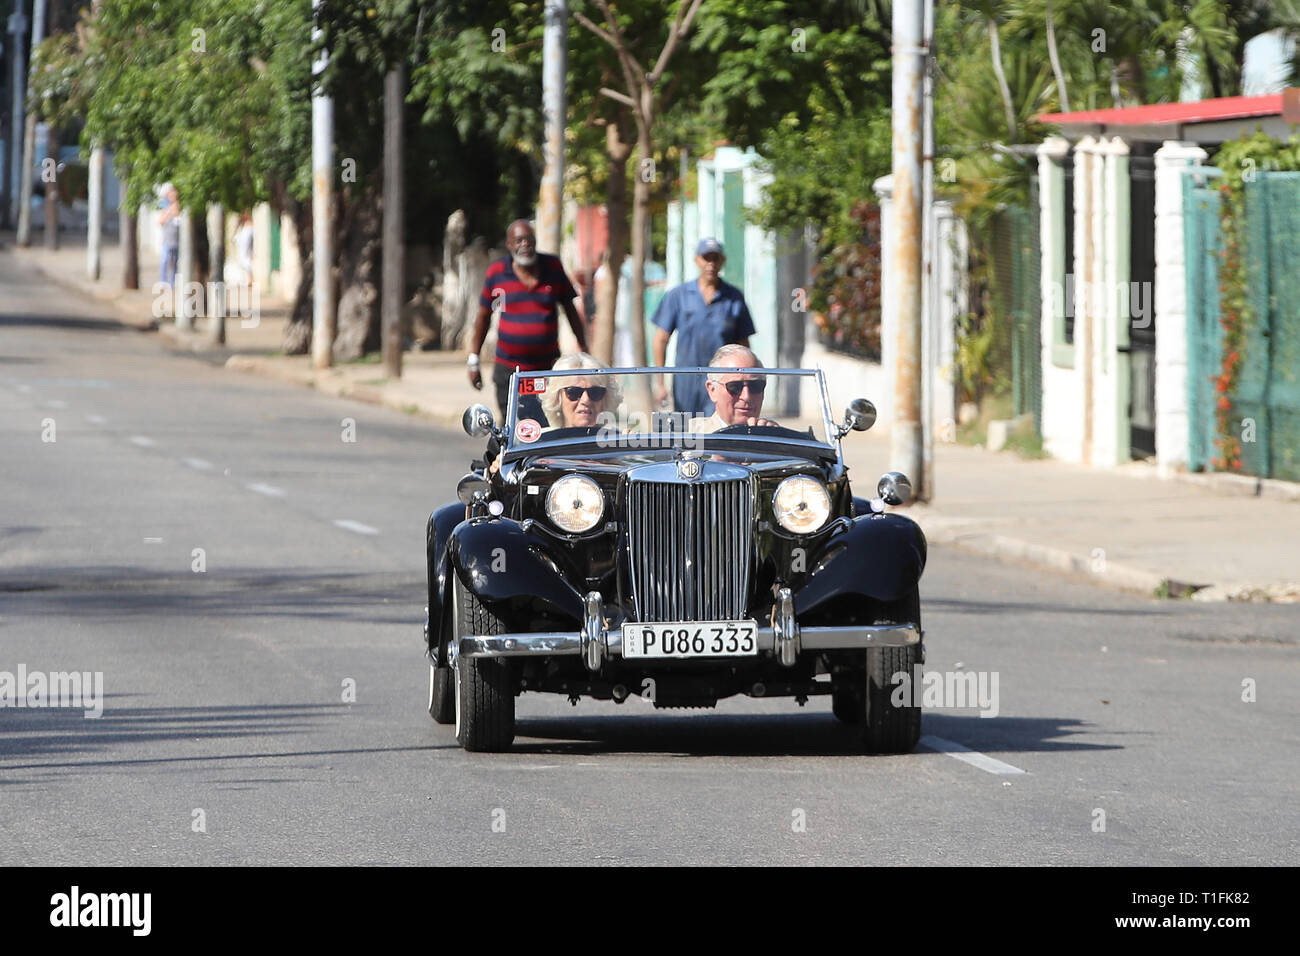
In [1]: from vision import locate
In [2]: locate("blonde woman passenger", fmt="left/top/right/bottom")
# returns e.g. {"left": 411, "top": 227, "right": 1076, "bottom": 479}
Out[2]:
{"left": 541, "top": 352, "right": 622, "bottom": 429}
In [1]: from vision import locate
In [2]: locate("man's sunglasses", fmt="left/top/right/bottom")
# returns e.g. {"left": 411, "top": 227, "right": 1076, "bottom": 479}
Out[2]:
{"left": 562, "top": 385, "right": 607, "bottom": 401}
{"left": 722, "top": 379, "right": 766, "bottom": 396}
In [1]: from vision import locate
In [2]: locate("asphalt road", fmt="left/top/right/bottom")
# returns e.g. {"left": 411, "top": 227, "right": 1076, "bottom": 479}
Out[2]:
{"left": 2, "top": 254, "right": 1298, "bottom": 866}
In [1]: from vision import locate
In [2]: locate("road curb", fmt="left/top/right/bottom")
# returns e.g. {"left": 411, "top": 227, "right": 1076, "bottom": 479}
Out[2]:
{"left": 910, "top": 511, "right": 1215, "bottom": 600}
{"left": 223, "top": 354, "right": 468, "bottom": 428}
{"left": 1170, "top": 470, "right": 1300, "bottom": 503}
{"left": 12, "top": 246, "right": 157, "bottom": 331}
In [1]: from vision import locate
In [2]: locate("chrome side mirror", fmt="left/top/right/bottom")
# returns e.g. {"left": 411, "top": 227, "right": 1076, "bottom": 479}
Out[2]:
{"left": 877, "top": 471, "right": 912, "bottom": 506}
{"left": 846, "top": 398, "right": 876, "bottom": 432}
{"left": 835, "top": 398, "right": 877, "bottom": 438}
{"left": 462, "top": 404, "right": 495, "bottom": 438}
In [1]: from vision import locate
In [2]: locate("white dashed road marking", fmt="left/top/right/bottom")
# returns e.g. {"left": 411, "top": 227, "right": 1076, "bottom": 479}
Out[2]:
{"left": 85, "top": 414, "right": 107, "bottom": 424}
{"left": 183, "top": 457, "right": 214, "bottom": 471}
{"left": 247, "top": 482, "right": 287, "bottom": 498}
{"left": 920, "top": 735, "right": 1027, "bottom": 776}
{"left": 333, "top": 519, "right": 379, "bottom": 536}
{"left": 129, "top": 435, "right": 156, "bottom": 447}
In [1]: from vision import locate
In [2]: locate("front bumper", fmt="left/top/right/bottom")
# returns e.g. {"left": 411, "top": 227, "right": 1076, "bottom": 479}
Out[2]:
{"left": 450, "top": 588, "right": 921, "bottom": 671}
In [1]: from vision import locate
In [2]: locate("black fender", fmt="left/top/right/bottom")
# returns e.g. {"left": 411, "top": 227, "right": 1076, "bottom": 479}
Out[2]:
{"left": 426, "top": 502, "right": 467, "bottom": 658}
{"left": 794, "top": 512, "right": 927, "bottom": 615}
{"left": 446, "top": 518, "right": 584, "bottom": 630}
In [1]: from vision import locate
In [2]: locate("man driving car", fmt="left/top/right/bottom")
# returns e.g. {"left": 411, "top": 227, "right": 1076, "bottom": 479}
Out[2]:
{"left": 693, "top": 345, "right": 779, "bottom": 433}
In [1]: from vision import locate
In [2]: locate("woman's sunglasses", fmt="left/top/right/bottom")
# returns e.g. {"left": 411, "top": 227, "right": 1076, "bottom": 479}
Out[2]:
{"left": 562, "top": 385, "right": 607, "bottom": 401}
{"left": 723, "top": 379, "right": 766, "bottom": 396}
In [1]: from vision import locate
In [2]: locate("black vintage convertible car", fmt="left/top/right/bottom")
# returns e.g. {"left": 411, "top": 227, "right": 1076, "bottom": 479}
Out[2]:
{"left": 424, "top": 367, "right": 927, "bottom": 753}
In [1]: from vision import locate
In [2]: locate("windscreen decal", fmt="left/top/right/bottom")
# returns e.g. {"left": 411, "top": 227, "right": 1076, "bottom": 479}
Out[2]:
{"left": 514, "top": 419, "right": 541, "bottom": 443}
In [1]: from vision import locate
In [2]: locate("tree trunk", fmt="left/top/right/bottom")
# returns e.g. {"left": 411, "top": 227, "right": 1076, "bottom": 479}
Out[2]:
{"left": 440, "top": 210, "right": 468, "bottom": 349}
{"left": 284, "top": 253, "right": 315, "bottom": 354}
{"left": 629, "top": 129, "right": 650, "bottom": 367}
{"left": 986, "top": 19, "right": 1017, "bottom": 143}
{"left": 121, "top": 198, "right": 139, "bottom": 290}
{"left": 629, "top": 119, "right": 653, "bottom": 409}
{"left": 381, "top": 64, "right": 405, "bottom": 378}
{"left": 282, "top": 199, "right": 314, "bottom": 354}
{"left": 1045, "top": 1, "right": 1069, "bottom": 113}
{"left": 192, "top": 210, "right": 209, "bottom": 319}
{"left": 44, "top": 126, "right": 59, "bottom": 250}
{"left": 593, "top": 116, "right": 631, "bottom": 365}
{"left": 332, "top": 187, "right": 383, "bottom": 363}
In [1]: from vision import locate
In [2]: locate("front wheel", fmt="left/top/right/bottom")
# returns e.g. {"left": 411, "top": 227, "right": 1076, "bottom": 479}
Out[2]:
{"left": 860, "top": 589, "right": 923, "bottom": 754}
{"left": 864, "top": 642, "right": 922, "bottom": 754}
{"left": 451, "top": 575, "right": 515, "bottom": 752}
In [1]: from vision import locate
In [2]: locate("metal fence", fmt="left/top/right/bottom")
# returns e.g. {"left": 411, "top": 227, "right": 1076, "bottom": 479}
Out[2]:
{"left": 988, "top": 197, "right": 1042, "bottom": 434}
{"left": 1186, "top": 172, "right": 1300, "bottom": 480}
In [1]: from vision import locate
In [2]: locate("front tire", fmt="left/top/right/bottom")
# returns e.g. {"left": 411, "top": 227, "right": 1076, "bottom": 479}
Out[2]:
{"left": 864, "top": 643, "right": 922, "bottom": 754}
{"left": 451, "top": 575, "right": 515, "bottom": 752}
{"left": 861, "top": 589, "right": 923, "bottom": 754}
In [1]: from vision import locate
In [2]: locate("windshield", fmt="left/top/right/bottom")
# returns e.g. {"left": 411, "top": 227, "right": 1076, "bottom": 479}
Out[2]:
{"left": 501, "top": 367, "right": 837, "bottom": 455}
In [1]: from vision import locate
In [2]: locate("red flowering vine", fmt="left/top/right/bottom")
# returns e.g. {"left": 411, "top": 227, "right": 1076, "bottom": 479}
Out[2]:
{"left": 1212, "top": 181, "right": 1249, "bottom": 472}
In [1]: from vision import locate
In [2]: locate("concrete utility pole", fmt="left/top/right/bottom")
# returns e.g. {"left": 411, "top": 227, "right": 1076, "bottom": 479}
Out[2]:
{"left": 890, "top": 0, "right": 926, "bottom": 499}
{"left": 15, "top": 0, "right": 45, "bottom": 248}
{"left": 381, "top": 63, "right": 405, "bottom": 379}
{"left": 310, "top": 0, "right": 335, "bottom": 369}
{"left": 87, "top": 145, "right": 103, "bottom": 278}
{"left": 43, "top": 123, "right": 58, "bottom": 249}
{"left": 537, "top": 0, "right": 567, "bottom": 255}
{"left": 919, "top": 0, "right": 935, "bottom": 502}
{"left": 176, "top": 210, "right": 194, "bottom": 331}
{"left": 5, "top": 7, "right": 28, "bottom": 229}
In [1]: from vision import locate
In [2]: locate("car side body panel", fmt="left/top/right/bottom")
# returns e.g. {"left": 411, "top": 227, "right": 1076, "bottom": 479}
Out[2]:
{"left": 793, "top": 512, "right": 927, "bottom": 615}
{"left": 426, "top": 502, "right": 468, "bottom": 654}
{"left": 446, "top": 518, "right": 585, "bottom": 630}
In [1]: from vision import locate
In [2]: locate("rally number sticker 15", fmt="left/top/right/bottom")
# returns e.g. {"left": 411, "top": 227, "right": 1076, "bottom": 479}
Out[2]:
{"left": 622, "top": 621, "right": 758, "bottom": 658}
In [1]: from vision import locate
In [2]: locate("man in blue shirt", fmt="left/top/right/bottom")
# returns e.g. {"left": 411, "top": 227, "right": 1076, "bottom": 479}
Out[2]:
{"left": 651, "top": 237, "right": 756, "bottom": 415}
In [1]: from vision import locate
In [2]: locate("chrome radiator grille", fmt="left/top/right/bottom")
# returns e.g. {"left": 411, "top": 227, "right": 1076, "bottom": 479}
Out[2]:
{"left": 627, "top": 477, "right": 753, "bottom": 622}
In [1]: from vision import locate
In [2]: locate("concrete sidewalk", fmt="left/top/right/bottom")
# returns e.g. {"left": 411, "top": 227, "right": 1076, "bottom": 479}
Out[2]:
{"left": 6, "top": 234, "right": 1299, "bottom": 604}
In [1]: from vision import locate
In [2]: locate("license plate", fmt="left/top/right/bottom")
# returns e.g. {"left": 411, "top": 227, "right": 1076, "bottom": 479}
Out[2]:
{"left": 622, "top": 621, "right": 758, "bottom": 659}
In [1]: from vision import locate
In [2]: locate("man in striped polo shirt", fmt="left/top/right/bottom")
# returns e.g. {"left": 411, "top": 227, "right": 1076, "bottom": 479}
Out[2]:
{"left": 468, "top": 220, "right": 589, "bottom": 421}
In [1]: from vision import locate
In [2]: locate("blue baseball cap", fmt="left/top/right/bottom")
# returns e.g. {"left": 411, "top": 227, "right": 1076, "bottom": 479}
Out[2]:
{"left": 696, "top": 237, "right": 724, "bottom": 257}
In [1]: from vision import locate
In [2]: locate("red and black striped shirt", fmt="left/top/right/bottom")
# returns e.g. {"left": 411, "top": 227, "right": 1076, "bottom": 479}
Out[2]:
{"left": 479, "top": 253, "right": 576, "bottom": 370}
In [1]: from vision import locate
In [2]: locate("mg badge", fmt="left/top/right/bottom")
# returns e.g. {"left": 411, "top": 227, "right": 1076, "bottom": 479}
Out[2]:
{"left": 678, "top": 458, "right": 701, "bottom": 480}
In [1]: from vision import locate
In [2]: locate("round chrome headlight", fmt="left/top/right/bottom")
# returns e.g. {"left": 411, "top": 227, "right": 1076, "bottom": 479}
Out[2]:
{"left": 545, "top": 474, "right": 604, "bottom": 533}
{"left": 773, "top": 475, "right": 831, "bottom": 534}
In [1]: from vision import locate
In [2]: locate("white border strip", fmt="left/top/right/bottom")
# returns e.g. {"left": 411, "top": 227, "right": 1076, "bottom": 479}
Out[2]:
{"left": 920, "top": 735, "right": 1027, "bottom": 775}
{"left": 334, "top": 519, "right": 379, "bottom": 536}
{"left": 246, "top": 482, "right": 286, "bottom": 497}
